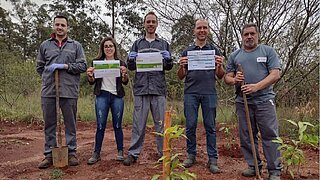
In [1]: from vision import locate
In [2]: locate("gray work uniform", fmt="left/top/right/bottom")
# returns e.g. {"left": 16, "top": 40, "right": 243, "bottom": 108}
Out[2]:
{"left": 226, "top": 44, "right": 282, "bottom": 174}
{"left": 127, "top": 36, "right": 173, "bottom": 158}
{"left": 36, "top": 36, "right": 87, "bottom": 157}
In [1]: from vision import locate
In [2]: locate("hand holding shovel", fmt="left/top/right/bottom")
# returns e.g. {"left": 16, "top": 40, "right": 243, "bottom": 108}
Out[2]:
{"left": 237, "top": 64, "right": 263, "bottom": 180}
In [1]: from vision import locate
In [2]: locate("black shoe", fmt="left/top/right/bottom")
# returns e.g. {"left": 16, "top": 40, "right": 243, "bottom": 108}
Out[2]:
{"left": 182, "top": 154, "right": 196, "bottom": 168}
{"left": 123, "top": 155, "right": 136, "bottom": 166}
{"left": 38, "top": 157, "right": 53, "bottom": 169}
{"left": 87, "top": 152, "right": 101, "bottom": 165}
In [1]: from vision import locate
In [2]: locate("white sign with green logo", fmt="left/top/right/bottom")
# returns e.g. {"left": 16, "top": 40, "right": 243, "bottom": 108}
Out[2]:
{"left": 93, "top": 60, "right": 120, "bottom": 78}
{"left": 136, "top": 52, "right": 163, "bottom": 72}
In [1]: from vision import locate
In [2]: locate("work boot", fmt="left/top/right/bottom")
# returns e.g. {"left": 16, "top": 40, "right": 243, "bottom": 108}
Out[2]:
{"left": 87, "top": 152, "right": 101, "bottom": 165}
{"left": 269, "top": 174, "right": 281, "bottom": 180}
{"left": 207, "top": 159, "right": 220, "bottom": 174}
{"left": 116, "top": 150, "right": 124, "bottom": 161}
{"left": 123, "top": 155, "right": 136, "bottom": 166}
{"left": 242, "top": 166, "right": 261, "bottom": 177}
{"left": 68, "top": 155, "right": 79, "bottom": 166}
{"left": 182, "top": 154, "right": 196, "bottom": 168}
{"left": 268, "top": 170, "right": 281, "bottom": 180}
{"left": 38, "top": 157, "right": 53, "bottom": 169}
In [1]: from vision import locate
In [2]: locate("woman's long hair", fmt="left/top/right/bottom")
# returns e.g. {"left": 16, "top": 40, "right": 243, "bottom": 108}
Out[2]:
{"left": 95, "top": 36, "right": 119, "bottom": 60}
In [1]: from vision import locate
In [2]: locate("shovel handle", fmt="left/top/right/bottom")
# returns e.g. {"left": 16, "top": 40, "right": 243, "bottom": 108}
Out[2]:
{"left": 237, "top": 64, "right": 261, "bottom": 179}
{"left": 55, "top": 70, "right": 62, "bottom": 147}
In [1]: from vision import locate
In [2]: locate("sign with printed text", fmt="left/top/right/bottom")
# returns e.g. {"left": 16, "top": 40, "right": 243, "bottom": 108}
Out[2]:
{"left": 93, "top": 60, "right": 120, "bottom": 78}
{"left": 187, "top": 50, "right": 215, "bottom": 70}
{"left": 136, "top": 52, "right": 163, "bottom": 72}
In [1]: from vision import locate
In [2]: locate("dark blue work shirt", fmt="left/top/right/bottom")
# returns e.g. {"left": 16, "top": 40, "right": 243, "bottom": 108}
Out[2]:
{"left": 181, "top": 43, "right": 221, "bottom": 95}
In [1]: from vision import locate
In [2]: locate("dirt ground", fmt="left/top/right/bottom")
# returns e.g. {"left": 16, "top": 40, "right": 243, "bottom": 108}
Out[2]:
{"left": 0, "top": 120, "right": 318, "bottom": 180}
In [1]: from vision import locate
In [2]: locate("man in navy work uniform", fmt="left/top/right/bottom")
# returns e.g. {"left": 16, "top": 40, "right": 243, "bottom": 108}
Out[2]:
{"left": 224, "top": 23, "right": 282, "bottom": 180}
{"left": 123, "top": 11, "right": 173, "bottom": 166}
{"left": 177, "top": 19, "right": 225, "bottom": 174}
{"left": 36, "top": 15, "right": 87, "bottom": 169}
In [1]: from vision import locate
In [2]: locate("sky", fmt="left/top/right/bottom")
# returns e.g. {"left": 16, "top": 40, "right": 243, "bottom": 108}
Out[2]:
{"left": 1, "top": 0, "right": 45, "bottom": 10}
{"left": 0, "top": 0, "right": 172, "bottom": 43}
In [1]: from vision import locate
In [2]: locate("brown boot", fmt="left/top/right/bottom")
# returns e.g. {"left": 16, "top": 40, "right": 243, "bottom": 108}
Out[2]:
{"left": 68, "top": 155, "right": 79, "bottom": 166}
{"left": 38, "top": 157, "right": 53, "bottom": 169}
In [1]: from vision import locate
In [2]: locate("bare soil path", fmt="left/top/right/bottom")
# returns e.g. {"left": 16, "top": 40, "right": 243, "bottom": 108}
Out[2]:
{"left": 0, "top": 120, "right": 318, "bottom": 180}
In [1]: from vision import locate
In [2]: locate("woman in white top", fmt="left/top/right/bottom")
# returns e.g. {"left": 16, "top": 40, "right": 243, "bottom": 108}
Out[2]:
{"left": 86, "top": 37, "right": 128, "bottom": 164}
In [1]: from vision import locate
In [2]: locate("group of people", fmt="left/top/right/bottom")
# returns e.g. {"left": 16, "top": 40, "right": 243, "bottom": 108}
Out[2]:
{"left": 36, "top": 12, "right": 282, "bottom": 180}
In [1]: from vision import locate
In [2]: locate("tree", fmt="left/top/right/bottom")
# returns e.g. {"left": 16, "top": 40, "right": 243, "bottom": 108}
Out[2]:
{"left": 145, "top": 0, "right": 319, "bottom": 107}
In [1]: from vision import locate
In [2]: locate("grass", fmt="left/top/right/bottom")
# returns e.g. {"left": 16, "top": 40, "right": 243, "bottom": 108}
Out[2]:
{"left": 50, "top": 168, "right": 64, "bottom": 179}
{"left": 0, "top": 90, "right": 318, "bottom": 138}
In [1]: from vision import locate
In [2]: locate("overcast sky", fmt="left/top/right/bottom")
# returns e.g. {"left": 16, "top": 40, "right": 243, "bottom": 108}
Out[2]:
{"left": 0, "top": 0, "right": 45, "bottom": 10}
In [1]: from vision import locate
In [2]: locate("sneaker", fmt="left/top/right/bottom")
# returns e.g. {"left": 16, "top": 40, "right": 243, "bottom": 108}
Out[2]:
{"left": 269, "top": 174, "right": 281, "bottom": 180}
{"left": 182, "top": 154, "right": 196, "bottom": 168}
{"left": 38, "top": 157, "right": 53, "bottom": 169}
{"left": 123, "top": 155, "right": 136, "bottom": 166}
{"left": 87, "top": 152, "right": 101, "bottom": 165}
{"left": 116, "top": 150, "right": 124, "bottom": 161}
{"left": 207, "top": 159, "right": 220, "bottom": 174}
{"left": 68, "top": 155, "right": 79, "bottom": 166}
{"left": 242, "top": 166, "right": 261, "bottom": 177}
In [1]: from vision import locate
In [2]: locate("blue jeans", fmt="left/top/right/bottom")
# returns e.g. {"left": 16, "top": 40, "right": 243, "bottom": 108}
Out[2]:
{"left": 94, "top": 90, "right": 124, "bottom": 154}
{"left": 184, "top": 94, "right": 218, "bottom": 160}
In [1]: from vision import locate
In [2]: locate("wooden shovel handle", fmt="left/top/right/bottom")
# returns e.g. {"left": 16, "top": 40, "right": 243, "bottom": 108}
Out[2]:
{"left": 237, "top": 64, "right": 262, "bottom": 179}
{"left": 55, "top": 70, "right": 62, "bottom": 147}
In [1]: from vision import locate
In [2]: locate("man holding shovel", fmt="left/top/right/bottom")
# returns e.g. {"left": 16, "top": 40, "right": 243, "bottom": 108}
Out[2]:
{"left": 224, "top": 23, "right": 282, "bottom": 180}
{"left": 36, "top": 15, "right": 87, "bottom": 169}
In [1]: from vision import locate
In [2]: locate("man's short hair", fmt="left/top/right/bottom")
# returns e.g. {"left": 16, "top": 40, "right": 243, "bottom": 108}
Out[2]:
{"left": 241, "top": 23, "right": 259, "bottom": 35}
{"left": 144, "top": 11, "right": 158, "bottom": 22}
{"left": 54, "top": 15, "right": 68, "bottom": 26}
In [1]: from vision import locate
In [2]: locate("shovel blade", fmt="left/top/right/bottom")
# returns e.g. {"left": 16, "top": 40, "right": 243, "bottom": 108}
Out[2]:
{"left": 52, "top": 146, "right": 68, "bottom": 168}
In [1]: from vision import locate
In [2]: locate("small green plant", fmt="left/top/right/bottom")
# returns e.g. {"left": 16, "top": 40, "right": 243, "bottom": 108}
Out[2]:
{"left": 219, "top": 123, "right": 236, "bottom": 150}
{"left": 152, "top": 125, "right": 196, "bottom": 180}
{"left": 50, "top": 168, "right": 64, "bottom": 179}
{"left": 272, "top": 120, "right": 319, "bottom": 179}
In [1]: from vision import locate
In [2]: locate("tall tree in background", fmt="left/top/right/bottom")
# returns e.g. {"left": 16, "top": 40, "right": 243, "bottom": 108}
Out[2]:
{"left": 145, "top": 0, "right": 319, "bottom": 107}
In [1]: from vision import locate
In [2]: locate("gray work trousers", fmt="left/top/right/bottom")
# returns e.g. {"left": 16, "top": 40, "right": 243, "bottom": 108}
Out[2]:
{"left": 128, "top": 95, "right": 165, "bottom": 158}
{"left": 41, "top": 97, "right": 78, "bottom": 158}
{"left": 236, "top": 99, "right": 282, "bottom": 174}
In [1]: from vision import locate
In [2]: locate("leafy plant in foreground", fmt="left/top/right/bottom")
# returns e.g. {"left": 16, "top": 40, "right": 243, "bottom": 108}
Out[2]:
{"left": 272, "top": 120, "right": 319, "bottom": 179}
{"left": 152, "top": 125, "right": 196, "bottom": 180}
{"left": 50, "top": 168, "right": 64, "bottom": 179}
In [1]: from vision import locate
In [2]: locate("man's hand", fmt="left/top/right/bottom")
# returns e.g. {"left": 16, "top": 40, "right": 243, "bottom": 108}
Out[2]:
{"left": 215, "top": 55, "right": 224, "bottom": 68}
{"left": 128, "top": 51, "right": 137, "bottom": 60}
{"left": 48, "top": 63, "right": 65, "bottom": 72}
{"left": 160, "top": 50, "right": 171, "bottom": 61}
{"left": 179, "top": 56, "right": 188, "bottom": 67}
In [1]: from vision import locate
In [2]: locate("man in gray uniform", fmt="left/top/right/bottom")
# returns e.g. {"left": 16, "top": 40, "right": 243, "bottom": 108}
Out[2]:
{"left": 224, "top": 23, "right": 282, "bottom": 180}
{"left": 123, "top": 11, "right": 173, "bottom": 166}
{"left": 36, "top": 15, "right": 87, "bottom": 169}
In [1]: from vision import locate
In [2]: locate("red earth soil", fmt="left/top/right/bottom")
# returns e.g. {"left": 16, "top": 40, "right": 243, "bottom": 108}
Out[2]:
{"left": 0, "top": 120, "right": 318, "bottom": 180}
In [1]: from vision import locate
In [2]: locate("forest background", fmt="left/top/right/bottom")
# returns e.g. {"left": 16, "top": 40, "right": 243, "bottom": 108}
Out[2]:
{"left": 0, "top": 0, "right": 319, "bottom": 136}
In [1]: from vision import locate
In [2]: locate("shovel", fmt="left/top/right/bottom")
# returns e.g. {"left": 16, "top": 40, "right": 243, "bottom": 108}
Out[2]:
{"left": 237, "top": 64, "right": 263, "bottom": 180}
{"left": 52, "top": 70, "right": 68, "bottom": 168}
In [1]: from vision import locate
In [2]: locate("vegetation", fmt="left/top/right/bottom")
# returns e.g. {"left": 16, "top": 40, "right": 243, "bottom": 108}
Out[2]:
{"left": 272, "top": 120, "right": 319, "bottom": 179}
{"left": 0, "top": 0, "right": 318, "bottom": 135}
{"left": 152, "top": 125, "right": 196, "bottom": 180}
{"left": 50, "top": 168, "right": 64, "bottom": 179}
